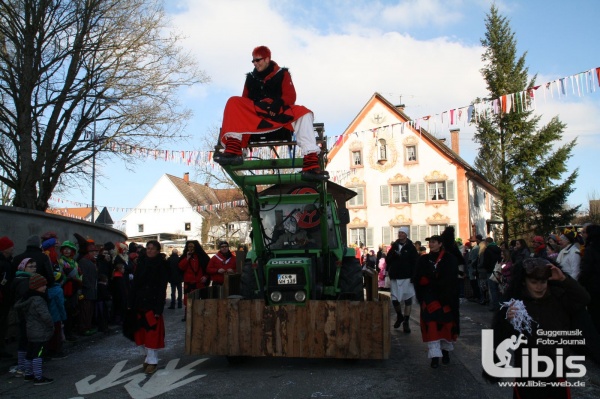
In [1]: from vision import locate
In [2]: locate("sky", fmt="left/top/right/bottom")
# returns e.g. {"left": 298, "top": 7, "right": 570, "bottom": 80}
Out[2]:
{"left": 51, "top": 0, "right": 600, "bottom": 226}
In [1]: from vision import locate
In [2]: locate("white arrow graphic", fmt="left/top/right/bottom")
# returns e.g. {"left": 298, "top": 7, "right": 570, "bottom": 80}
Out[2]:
{"left": 75, "top": 360, "right": 142, "bottom": 394}
{"left": 124, "top": 358, "right": 208, "bottom": 399}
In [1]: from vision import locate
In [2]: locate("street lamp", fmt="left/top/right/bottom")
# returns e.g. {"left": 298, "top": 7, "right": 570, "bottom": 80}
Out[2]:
{"left": 91, "top": 139, "right": 97, "bottom": 223}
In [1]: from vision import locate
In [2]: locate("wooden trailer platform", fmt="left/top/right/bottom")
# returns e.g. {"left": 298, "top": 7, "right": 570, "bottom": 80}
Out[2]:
{"left": 185, "top": 292, "right": 391, "bottom": 360}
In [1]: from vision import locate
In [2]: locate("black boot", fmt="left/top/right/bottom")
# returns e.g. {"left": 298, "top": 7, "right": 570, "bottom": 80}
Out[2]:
{"left": 214, "top": 152, "right": 243, "bottom": 166}
{"left": 301, "top": 168, "right": 330, "bottom": 182}
{"left": 431, "top": 357, "right": 440, "bottom": 368}
{"left": 394, "top": 316, "right": 402, "bottom": 329}
{"left": 392, "top": 301, "right": 403, "bottom": 329}
{"left": 178, "top": 301, "right": 182, "bottom": 309}
{"left": 402, "top": 316, "right": 411, "bottom": 333}
{"left": 442, "top": 350, "right": 450, "bottom": 364}
{"left": 168, "top": 302, "right": 175, "bottom": 310}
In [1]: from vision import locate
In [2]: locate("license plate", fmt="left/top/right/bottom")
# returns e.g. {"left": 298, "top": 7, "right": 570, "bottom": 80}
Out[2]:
{"left": 277, "top": 274, "right": 297, "bottom": 285}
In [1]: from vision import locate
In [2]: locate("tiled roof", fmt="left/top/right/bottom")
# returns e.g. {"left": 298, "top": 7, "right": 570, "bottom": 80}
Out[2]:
{"left": 165, "top": 174, "right": 244, "bottom": 207}
{"left": 47, "top": 207, "right": 91, "bottom": 219}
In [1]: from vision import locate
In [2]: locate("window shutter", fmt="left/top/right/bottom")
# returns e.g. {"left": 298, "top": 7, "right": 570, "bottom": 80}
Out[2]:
{"left": 417, "top": 182, "right": 427, "bottom": 203}
{"left": 357, "top": 188, "right": 364, "bottom": 205}
{"left": 419, "top": 225, "right": 428, "bottom": 242}
{"left": 366, "top": 227, "right": 374, "bottom": 247}
{"left": 410, "top": 225, "right": 418, "bottom": 241}
{"left": 409, "top": 183, "right": 418, "bottom": 203}
{"left": 380, "top": 185, "right": 389, "bottom": 205}
{"left": 382, "top": 226, "right": 391, "bottom": 246}
{"left": 446, "top": 180, "right": 455, "bottom": 201}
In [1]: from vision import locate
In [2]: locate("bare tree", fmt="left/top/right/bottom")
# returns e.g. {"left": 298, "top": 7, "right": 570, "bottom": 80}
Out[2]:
{"left": 0, "top": 177, "right": 12, "bottom": 205}
{"left": 0, "top": 0, "right": 209, "bottom": 210}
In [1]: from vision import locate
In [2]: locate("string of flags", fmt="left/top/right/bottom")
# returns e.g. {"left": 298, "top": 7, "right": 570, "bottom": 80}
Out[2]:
{"left": 50, "top": 167, "right": 354, "bottom": 213}
{"left": 50, "top": 195, "right": 248, "bottom": 214}
{"left": 328, "top": 66, "right": 599, "bottom": 151}
{"left": 90, "top": 66, "right": 598, "bottom": 164}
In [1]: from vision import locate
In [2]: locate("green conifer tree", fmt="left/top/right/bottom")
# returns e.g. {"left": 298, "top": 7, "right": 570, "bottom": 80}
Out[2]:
{"left": 473, "top": 5, "right": 579, "bottom": 240}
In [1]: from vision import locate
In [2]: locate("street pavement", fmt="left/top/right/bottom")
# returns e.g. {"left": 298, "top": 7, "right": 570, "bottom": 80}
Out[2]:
{"left": 1, "top": 291, "right": 600, "bottom": 399}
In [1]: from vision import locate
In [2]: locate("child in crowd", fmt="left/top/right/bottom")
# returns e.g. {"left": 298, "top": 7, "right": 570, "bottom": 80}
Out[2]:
{"left": 14, "top": 273, "right": 54, "bottom": 385}
{"left": 10, "top": 258, "right": 37, "bottom": 378}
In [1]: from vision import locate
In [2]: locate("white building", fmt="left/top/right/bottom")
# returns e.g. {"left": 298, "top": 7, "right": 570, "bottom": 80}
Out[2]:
{"left": 122, "top": 173, "right": 248, "bottom": 248}
{"left": 326, "top": 93, "right": 498, "bottom": 248}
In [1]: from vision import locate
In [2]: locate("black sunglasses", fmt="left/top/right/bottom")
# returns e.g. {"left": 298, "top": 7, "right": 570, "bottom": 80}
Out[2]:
{"left": 251, "top": 57, "right": 263, "bottom": 63}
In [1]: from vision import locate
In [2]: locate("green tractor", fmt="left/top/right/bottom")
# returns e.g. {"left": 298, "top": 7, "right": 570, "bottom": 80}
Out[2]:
{"left": 186, "top": 124, "right": 390, "bottom": 359}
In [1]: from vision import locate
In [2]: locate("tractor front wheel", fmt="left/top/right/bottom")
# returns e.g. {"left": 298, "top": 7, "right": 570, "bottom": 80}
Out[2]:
{"left": 339, "top": 257, "right": 364, "bottom": 301}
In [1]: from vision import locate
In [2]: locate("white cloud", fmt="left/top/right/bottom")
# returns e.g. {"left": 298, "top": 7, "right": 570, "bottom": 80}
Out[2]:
{"left": 379, "top": 0, "right": 466, "bottom": 28}
{"left": 170, "top": 0, "right": 487, "bottom": 137}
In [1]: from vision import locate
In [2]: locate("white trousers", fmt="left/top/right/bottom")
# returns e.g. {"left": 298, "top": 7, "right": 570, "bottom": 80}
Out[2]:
{"left": 427, "top": 340, "right": 454, "bottom": 359}
{"left": 223, "top": 113, "right": 319, "bottom": 155}
{"left": 139, "top": 345, "right": 159, "bottom": 365}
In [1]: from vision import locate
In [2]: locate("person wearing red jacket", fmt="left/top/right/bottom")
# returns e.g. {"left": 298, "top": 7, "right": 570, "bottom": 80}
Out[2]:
{"left": 177, "top": 240, "right": 209, "bottom": 322}
{"left": 213, "top": 45, "right": 328, "bottom": 182}
{"left": 207, "top": 242, "right": 236, "bottom": 285}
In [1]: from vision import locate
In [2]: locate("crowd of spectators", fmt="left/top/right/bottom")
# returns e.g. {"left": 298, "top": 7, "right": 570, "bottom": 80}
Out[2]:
{"left": 0, "top": 232, "right": 232, "bottom": 384}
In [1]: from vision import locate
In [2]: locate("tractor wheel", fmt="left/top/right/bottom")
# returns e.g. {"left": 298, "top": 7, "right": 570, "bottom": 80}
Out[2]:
{"left": 339, "top": 257, "right": 364, "bottom": 301}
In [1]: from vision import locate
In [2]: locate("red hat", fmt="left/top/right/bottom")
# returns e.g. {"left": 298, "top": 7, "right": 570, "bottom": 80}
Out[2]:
{"left": 252, "top": 45, "right": 271, "bottom": 59}
{"left": 532, "top": 236, "right": 545, "bottom": 244}
{"left": 0, "top": 236, "right": 14, "bottom": 251}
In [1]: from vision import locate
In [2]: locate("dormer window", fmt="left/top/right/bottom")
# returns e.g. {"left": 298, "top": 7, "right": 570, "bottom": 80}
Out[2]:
{"left": 406, "top": 145, "right": 417, "bottom": 162}
{"left": 351, "top": 150, "right": 362, "bottom": 167}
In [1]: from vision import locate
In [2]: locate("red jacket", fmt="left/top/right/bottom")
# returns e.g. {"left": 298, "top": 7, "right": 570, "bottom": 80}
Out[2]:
{"left": 206, "top": 252, "right": 236, "bottom": 285}
{"left": 178, "top": 254, "right": 206, "bottom": 288}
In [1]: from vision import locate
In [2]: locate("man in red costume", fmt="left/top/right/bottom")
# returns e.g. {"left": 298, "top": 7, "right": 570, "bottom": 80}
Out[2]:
{"left": 214, "top": 46, "right": 329, "bottom": 182}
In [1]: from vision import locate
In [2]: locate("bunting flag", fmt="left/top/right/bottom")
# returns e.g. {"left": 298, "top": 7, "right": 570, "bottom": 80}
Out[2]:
{"left": 79, "top": 66, "right": 598, "bottom": 166}
{"left": 49, "top": 195, "right": 249, "bottom": 214}
{"left": 325, "top": 66, "right": 599, "bottom": 152}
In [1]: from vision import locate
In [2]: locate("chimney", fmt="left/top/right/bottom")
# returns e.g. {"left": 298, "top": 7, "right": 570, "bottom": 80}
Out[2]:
{"left": 395, "top": 104, "right": 405, "bottom": 112}
{"left": 183, "top": 172, "right": 189, "bottom": 183}
{"left": 450, "top": 128, "right": 460, "bottom": 155}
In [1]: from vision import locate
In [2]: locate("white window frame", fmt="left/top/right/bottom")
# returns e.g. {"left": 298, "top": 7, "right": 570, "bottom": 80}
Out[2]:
{"left": 406, "top": 145, "right": 417, "bottom": 162}
{"left": 391, "top": 184, "right": 409, "bottom": 204}
{"left": 428, "top": 181, "right": 446, "bottom": 201}
{"left": 351, "top": 150, "right": 362, "bottom": 166}
{"left": 430, "top": 224, "right": 447, "bottom": 236}
{"left": 349, "top": 228, "right": 366, "bottom": 247}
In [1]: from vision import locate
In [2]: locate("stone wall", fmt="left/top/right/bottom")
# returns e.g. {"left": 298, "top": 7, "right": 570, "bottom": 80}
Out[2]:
{"left": 0, "top": 205, "right": 127, "bottom": 252}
